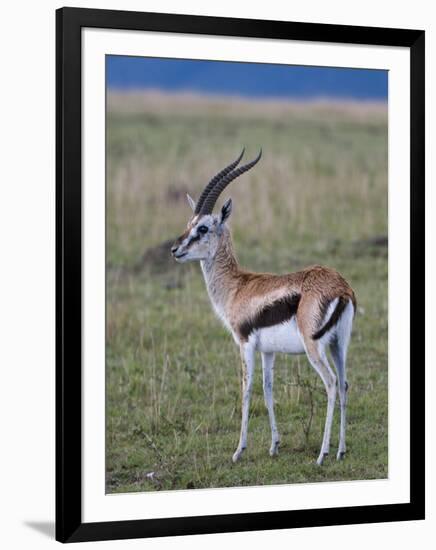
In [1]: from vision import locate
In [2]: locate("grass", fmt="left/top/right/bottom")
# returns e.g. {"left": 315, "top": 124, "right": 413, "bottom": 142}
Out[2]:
{"left": 106, "top": 91, "right": 388, "bottom": 493}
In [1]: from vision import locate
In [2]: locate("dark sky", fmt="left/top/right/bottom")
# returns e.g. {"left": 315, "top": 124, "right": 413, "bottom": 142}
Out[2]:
{"left": 106, "top": 56, "right": 388, "bottom": 101}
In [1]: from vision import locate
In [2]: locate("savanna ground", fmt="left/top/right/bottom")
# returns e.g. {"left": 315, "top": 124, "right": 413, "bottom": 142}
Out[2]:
{"left": 106, "top": 91, "right": 388, "bottom": 493}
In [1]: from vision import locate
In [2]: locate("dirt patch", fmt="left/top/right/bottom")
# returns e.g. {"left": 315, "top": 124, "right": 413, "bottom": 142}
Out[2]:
{"left": 133, "top": 239, "right": 176, "bottom": 274}
{"left": 352, "top": 235, "right": 388, "bottom": 257}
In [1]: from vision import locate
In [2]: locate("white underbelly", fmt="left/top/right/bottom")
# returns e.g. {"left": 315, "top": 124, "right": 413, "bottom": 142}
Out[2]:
{"left": 255, "top": 318, "right": 305, "bottom": 354}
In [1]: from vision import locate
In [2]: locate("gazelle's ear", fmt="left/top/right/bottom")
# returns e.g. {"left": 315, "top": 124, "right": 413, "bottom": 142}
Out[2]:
{"left": 220, "top": 198, "right": 232, "bottom": 224}
{"left": 186, "top": 193, "right": 196, "bottom": 212}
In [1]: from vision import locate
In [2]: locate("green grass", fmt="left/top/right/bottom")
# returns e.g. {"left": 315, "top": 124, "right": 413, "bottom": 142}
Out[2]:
{"left": 106, "top": 92, "right": 388, "bottom": 493}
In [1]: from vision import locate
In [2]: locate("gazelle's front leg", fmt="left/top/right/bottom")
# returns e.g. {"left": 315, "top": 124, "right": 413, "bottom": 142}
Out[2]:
{"left": 261, "top": 352, "right": 280, "bottom": 456}
{"left": 232, "top": 342, "right": 255, "bottom": 463}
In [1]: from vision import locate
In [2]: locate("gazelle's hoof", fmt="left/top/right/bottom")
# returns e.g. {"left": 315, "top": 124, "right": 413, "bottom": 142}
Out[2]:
{"left": 316, "top": 452, "right": 328, "bottom": 466}
{"left": 269, "top": 441, "right": 280, "bottom": 457}
{"left": 336, "top": 450, "right": 346, "bottom": 461}
{"left": 232, "top": 447, "right": 245, "bottom": 463}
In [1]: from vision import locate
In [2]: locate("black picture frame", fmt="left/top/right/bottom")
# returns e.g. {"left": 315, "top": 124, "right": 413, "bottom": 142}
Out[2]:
{"left": 56, "top": 6, "right": 425, "bottom": 543}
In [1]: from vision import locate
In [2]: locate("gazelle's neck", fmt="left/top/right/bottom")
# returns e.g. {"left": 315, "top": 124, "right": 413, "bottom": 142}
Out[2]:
{"left": 200, "top": 227, "right": 240, "bottom": 320}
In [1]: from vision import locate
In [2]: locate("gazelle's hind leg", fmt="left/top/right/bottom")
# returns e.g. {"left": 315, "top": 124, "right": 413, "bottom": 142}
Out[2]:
{"left": 330, "top": 339, "right": 347, "bottom": 460}
{"left": 304, "top": 339, "right": 337, "bottom": 465}
{"left": 261, "top": 352, "right": 280, "bottom": 456}
{"left": 329, "top": 300, "right": 353, "bottom": 460}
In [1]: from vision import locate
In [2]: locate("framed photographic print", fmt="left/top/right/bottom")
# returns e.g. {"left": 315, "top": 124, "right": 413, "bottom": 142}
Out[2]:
{"left": 56, "top": 7, "right": 425, "bottom": 543}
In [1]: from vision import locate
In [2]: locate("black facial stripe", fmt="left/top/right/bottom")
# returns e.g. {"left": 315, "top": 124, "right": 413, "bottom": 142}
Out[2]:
{"left": 186, "top": 233, "right": 201, "bottom": 248}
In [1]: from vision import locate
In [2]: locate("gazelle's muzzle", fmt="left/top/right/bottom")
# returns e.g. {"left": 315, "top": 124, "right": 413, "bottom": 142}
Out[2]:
{"left": 171, "top": 238, "right": 188, "bottom": 260}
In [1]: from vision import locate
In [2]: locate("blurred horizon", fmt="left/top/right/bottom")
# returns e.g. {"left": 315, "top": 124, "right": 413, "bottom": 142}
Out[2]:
{"left": 106, "top": 56, "right": 388, "bottom": 101}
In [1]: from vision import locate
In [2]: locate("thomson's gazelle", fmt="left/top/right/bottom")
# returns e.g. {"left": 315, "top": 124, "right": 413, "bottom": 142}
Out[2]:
{"left": 171, "top": 150, "right": 356, "bottom": 465}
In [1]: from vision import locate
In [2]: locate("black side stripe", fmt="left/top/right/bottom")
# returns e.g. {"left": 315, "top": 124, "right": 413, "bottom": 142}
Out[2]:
{"left": 239, "top": 294, "right": 301, "bottom": 341}
{"left": 312, "top": 297, "right": 349, "bottom": 340}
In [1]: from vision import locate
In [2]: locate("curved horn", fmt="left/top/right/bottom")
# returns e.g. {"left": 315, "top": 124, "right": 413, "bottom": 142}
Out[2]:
{"left": 194, "top": 149, "right": 245, "bottom": 214}
{"left": 200, "top": 149, "right": 262, "bottom": 215}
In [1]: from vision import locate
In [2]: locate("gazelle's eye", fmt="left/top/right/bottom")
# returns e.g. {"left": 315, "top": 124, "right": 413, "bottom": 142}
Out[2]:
{"left": 198, "top": 225, "right": 208, "bottom": 234}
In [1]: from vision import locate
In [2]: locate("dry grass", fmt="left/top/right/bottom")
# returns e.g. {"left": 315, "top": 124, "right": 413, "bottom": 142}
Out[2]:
{"left": 107, "top": 92, "right": 387, "bottom": 266}
{"left": 108, "top": 90, "right": 387, "bottom": 122}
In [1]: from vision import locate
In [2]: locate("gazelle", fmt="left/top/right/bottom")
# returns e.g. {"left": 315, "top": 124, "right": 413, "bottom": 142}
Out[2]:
{"left": 171, "top": 150, "right": 356, "bottom": 465}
